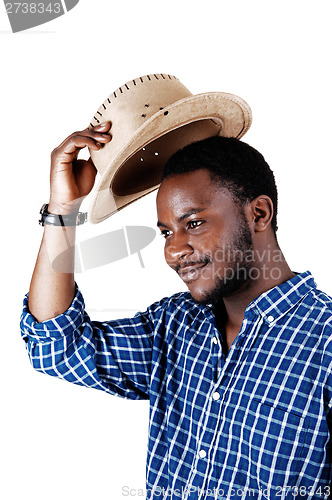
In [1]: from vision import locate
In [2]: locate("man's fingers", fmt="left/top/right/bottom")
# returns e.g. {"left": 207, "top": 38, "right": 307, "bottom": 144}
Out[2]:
{"left": 91, "top": 122, "right": 111, "bottom": 132}
{"left": 64, "top": 136, "right": 103, "bottom": 154}
{"left": 56, "top": 122, "right": 112, "bottom": 150}
{"left": 55, "top": 133, "right": 110, "bottom": 161}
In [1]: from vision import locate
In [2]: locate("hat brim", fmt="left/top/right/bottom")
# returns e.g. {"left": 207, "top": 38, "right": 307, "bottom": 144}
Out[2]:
{"left": 88, "top": 91, "right": 252, "bottom": 223}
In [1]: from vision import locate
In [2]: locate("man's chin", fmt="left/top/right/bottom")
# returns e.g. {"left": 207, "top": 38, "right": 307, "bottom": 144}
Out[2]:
{"left": 188, "top": 275, "right": 251, "bottom": 305}
{"left": 186, "top": 282, "right": 221, "bottom": 305}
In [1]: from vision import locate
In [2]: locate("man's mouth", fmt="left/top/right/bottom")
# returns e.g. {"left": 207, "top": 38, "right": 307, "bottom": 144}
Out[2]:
{"left": 177, "top": 262, "right": 209, "bottom": 283}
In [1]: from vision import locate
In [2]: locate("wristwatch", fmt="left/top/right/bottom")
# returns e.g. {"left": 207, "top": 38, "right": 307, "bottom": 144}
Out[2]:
{"left": 39, "top": 203, "right": 88, "bottom": 227}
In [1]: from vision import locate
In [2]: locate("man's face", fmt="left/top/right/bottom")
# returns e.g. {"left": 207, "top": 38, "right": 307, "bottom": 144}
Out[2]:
{"left": 156, "top": 169, "right": 254, "bottom": 304}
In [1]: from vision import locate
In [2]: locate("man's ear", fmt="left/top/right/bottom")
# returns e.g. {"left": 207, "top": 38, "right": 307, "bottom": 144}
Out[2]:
{"left": 250, "top": 196, "right": 274, "bottom": 232}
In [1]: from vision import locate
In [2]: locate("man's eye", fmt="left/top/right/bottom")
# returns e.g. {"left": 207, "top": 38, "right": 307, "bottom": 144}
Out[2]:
{"left": 188, "top": 220, "right": 204, "bottom": 229}
{"left": 160, "top": 230, "right": 171, "bottom": 239}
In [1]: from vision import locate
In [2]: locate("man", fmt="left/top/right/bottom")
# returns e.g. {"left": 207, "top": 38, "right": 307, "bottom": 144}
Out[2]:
{"left": 21, "top": 123, "right": 332, "bottom": 499}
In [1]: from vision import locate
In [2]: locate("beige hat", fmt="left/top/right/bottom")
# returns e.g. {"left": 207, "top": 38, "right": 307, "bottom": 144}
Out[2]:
{"left": 88, "top": 73, "right": 252, "bottom": 224}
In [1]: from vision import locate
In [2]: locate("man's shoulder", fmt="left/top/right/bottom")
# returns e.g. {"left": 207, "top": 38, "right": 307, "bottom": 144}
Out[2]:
{"left": 305, "top": 287, "right": 332, "bottom": 348}
{"left": 308, "top": 288, "right": 332, "bottom": 369}
{"left": 310, "top": 286, "right": 332, "bottom": 319}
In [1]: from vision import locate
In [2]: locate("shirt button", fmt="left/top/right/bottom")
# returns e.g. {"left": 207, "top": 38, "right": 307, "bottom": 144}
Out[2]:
{"left": 212, "top": 392, "right": 220, "bottom": 400}
{"left": 212, "top": 337, "right": 218, "bottom": 344}
{"left": 199, "top": 449, "right": 207, "bottom": 458}
{"left": 267, "top": 315, "right": 274, "bottom": 323}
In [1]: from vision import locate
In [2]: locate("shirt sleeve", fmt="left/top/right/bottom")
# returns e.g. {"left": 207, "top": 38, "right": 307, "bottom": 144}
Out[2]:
{"left": 20, "top": 285, "right": 155, "bottom": 400}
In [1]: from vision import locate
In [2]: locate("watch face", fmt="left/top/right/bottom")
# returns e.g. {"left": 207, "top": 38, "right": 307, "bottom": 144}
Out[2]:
{"left": 39, "top": 204, "right": 56, "bottom": 226}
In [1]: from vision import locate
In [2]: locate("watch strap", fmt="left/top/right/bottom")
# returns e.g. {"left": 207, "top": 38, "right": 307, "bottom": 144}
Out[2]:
{"left": 39, "top": 203, "right": 87, "bottom": 227}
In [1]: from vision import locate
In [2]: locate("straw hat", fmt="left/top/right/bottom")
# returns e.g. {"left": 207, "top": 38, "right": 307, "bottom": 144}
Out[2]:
{"left": 88, "top": 73, "right": 252, "bottom": 223}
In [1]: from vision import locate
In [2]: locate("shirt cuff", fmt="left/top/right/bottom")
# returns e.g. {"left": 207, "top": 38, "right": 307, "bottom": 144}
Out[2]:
{"left": 20, "top": 283, "right": 86, "bottom": 343}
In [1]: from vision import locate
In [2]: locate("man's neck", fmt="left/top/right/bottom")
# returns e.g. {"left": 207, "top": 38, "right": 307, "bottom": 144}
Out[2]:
{"left": 216, "top": 244, "right": 295, "bottom": 353}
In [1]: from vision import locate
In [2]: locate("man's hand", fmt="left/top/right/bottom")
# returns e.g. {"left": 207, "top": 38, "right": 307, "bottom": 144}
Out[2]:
{"left": 49, "top": 122, "right": 111, "bottom": 214}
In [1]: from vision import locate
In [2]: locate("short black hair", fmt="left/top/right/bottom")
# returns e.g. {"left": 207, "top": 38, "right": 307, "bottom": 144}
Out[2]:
{"left": 161, "top": 136, "right": 278, "bottom": 234}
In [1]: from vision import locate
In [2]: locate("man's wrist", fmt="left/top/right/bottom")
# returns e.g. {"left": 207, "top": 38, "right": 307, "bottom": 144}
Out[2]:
{"left": 48, "top": 199, "right": 82, "bottom": 216}
{"left": 40, "top": 203, "right": 87, "bottom": 227}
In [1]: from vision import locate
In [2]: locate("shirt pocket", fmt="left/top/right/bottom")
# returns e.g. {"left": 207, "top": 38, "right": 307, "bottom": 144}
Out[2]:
{"left": 244, "top": 398, "right": 310, "bottom": 491}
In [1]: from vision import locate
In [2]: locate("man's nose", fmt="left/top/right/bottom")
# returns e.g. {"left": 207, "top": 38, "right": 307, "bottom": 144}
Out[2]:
{"left": 166, "top": 231, "right": 194, "bottom": 264}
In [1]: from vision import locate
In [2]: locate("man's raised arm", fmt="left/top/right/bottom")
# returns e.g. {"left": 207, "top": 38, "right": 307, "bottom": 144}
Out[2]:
{"left": 28, "top": 122, "right": 111, "bottom": 322}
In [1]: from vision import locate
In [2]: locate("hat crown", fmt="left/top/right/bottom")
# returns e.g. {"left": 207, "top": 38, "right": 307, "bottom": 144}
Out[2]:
{"left": 88, "top": 73, "right": 252, "bottom": 223}
{"left": 90, "top": 74, "right": 193, "bottom": 175}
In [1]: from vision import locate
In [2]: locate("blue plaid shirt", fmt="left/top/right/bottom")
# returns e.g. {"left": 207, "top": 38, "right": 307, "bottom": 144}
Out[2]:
{"left": 20, "top": 271, "right": 332, "bottom": 500}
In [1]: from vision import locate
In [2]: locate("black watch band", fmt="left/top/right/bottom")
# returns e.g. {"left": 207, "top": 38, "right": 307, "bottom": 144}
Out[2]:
{"left": 39, "top": 203, "right": 87, "bottom": 227}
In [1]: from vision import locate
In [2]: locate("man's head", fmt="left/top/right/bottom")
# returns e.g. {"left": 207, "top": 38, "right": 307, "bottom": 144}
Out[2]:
{"left": 156, "top": 136, "right": 278, "bottom": 304}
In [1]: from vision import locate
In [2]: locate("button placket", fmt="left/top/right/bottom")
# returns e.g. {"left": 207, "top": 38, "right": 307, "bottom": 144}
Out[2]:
{"left": 195, "top": 383, "right": 223, "bottom": 478}
{"left": 211, "top": 329, "right": 224, "bottom": 382}
{"left": 200, "top": 320, "right": 247, "bottom": 488}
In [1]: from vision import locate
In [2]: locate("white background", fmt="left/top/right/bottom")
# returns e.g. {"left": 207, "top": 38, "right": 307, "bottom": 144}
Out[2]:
{"left": 1, "top": 1, "right": 331, "bottom": 499}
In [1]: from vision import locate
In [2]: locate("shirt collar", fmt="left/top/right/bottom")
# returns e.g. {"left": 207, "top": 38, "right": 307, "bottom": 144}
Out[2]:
{"left": 247, "top": 270, "right": 317, "bottom": 324}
